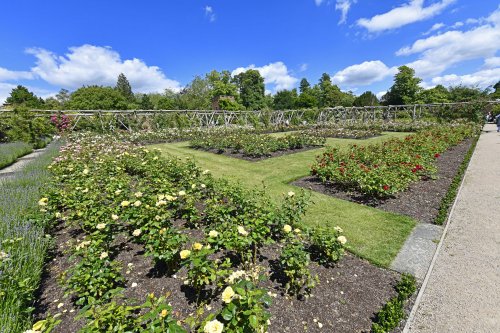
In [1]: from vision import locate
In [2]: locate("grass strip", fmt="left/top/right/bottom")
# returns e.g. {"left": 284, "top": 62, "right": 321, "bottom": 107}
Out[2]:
{"left": 0, "top": 142, "right": 34, "bottom": 170}
{"left": 435, "top": 133, "right": 480, "bottom": 225}
{"left": 0, "top": 142, "right": 60, "bottom": 333}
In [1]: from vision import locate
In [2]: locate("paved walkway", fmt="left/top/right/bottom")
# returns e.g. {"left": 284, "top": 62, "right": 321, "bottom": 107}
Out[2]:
{"left": 0, "top": 148, "right": 46, "bottom": 179}
{"left": 405, "top": 124, "right": 500, "bottom": 333}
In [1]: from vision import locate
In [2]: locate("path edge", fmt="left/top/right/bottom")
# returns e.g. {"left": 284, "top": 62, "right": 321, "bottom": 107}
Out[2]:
{"left": 402, "top": 130, "right": 481, "bottom": 333}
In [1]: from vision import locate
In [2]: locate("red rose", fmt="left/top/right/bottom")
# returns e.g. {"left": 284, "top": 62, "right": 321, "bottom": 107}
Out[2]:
{"left": 434, "top": 153, "right": 440, "bottom": 158}
{"left": 383, "top": 185, "right": 390, "bottom": 191}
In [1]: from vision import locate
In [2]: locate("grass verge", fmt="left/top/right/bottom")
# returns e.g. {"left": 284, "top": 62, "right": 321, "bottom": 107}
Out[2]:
{"left": 0, "top": 142, "right": 34, "bottom": 170}
{"left": 152, "top": 132, "right": 417, "bottom": 267}
{"left": 0, "top": 142, "right": 60, "bottom": 333}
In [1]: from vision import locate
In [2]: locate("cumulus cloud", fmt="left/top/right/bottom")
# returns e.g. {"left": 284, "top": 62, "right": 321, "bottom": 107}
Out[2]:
{"left": 0, "top": 67, "right": 34, "bottom": 81}
{"left": 204, "top": 6, "right": 216, "bottom": 22}
{"left": 26, "top": 45, "right": 181, "bottom": 93}
{"left": 332, "top": 60, "right": 397, "bottom": 86}
{"left": 231, "top": 61, "right": 298, "bottom": 92}
{"left": 357, "top": 0, "right": 456, "bottom": 33}
{"left": 299, "top": 63, "right": 308, "bottom": 72}
{"left": 335, "top": 0, "right": 356, "bottom": 24}
{"left": 430, "top": 67, "right": 500, "bottom": 87}
{"left": 314, "top": 0, "right": 324, "bottom": 6}
{"left": 396, "top": 7, "right": 500, "bottom": 77}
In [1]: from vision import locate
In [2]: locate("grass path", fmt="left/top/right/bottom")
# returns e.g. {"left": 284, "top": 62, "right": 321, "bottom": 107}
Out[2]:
{"left": 151, "top": 132, "right": 416, "bottom": 267}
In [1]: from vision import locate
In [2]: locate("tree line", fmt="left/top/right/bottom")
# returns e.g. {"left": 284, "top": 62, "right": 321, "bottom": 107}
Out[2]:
{"left": 4, "top": 66, "right": 500, "bottom": 111}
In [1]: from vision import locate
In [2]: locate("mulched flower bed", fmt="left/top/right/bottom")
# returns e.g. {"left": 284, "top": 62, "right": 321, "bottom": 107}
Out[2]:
{"left": 35, "top": 222, "right": 401, "bottom": 333}
{"left": 293, "top": 139, "right": 472, "bottom": 224}
{"left": 194, "top": 146, "right": 322, "bottom": 162}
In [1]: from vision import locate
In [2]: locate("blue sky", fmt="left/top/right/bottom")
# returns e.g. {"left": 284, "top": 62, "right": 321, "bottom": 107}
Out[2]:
{"left": 0, "top": 0, "right": 499, "bottom": 103}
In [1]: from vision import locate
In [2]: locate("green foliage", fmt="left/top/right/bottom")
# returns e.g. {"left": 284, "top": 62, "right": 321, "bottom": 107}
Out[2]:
{"left": 6, "top": 85, "right": 44, "bottom": 108}
{"left": 139, "top": 94, "right": 154, "bottom": 109}
{"left": 416, "top": 84, "right": 450, "bottom": 104}
{"left": 383, "top": 66, "right": 422, "bottom": 105}
{"left": 143, "top": 226, "right": 187, "bottom": 269}
{"left": 0, "top": 109, "right": 55, "bottom": 144}
{"left": 318, "top": 73, "right": 343, "bottom": 107}
{"left": 279, "top": 236, "right": 317, "bottom": 296}
{"left": 233, "top": 69, "right": 266, "bottom": 110}
{"left": 177, "top": 76, "right": 212, "bottom": 110}
{"left": 78, "top": 293, "right": 186, "bottom": 333}
{"left": 67, "top": 85, "right": 129, "bottom": 110}
{"left": 115, "top": 73, "right": 134, "bottom": 101}
{"left": 448, "top": 85, "right": 487, "bottom": 102}
{"left": 354, "top": 91, "right": 379, "bottom": 106}
{"left": 371, "top": 273, "right": 416, "bottom": 333}
{"left": 273, "top": 89, "right": 298, "bottom": 110}
{"left": 203, "top": 279, "right": 272, "bottom": 333}
{"left": 310, "top": 227, "right": 345, "bottom": 265}
{"left": 65, "top": 244, "right": 124, "bottom": 306}
{"left": 0, "top": 142, "right": 33, "bottom": 169}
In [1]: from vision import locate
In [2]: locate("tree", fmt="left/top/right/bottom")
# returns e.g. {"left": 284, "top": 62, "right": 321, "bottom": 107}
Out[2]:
{"left": 55, "top": 88, "right": 71, "bottom": 107}
{"left": 273, "top": 89, "right": 298, "bottom": 110}
{"left": 317, "top": 73, "right": 342, "bottom": 107}
{"left": 6, "top": 85, "right": 43, "bottom": 108}
{"left": 67, "top": 86, "right": 128, "bottom": 110}
{"left": 448, "top": 85, "right": 487, "bottom": 102}
{"left": 115, "top": 73, "right": 134, "bottom": 101}
{"left": 416, "top": 85, "right": 450, "bottom": 104}
{"left": 383, "top": 66, "right": 422, "bottom": 105}
{"left": 233, "top": 69, "right": 265, "bottom": 110}
{"left": 353, "top": 91, "right": 379, "bottom": 106}
{"left": 139, "top": 94, "right": 154, "bottom": 110}
{"left": 206, "top": 70, "right": 239, "bottom": 99}
{"left": 491, "top": 81, "right": 500, "bottom": 99}
{"left": 177, "top": 76, "right": 211, "bottom": 110}
{"left": 296, "top": 78, "right": 318, "bottom": 108}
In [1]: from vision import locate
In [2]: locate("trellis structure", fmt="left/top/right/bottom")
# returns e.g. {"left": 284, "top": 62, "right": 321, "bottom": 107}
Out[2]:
{"left": 0, "top": 100, "right": 498, "bottom": 131}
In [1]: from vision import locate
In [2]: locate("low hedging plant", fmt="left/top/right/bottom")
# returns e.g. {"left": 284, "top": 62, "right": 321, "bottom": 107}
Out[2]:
{"left": 0, "top": 141, "right": 33, "bottom": 169}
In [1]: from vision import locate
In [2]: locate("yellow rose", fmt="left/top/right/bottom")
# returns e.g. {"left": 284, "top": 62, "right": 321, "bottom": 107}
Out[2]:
{"left": 287, "top": 191, "right": 295, "bottom": 197}
{"left": 337, "top": 236, "right": 347, "bottom": 245}
{"left": 221, "top": 286, "right": 235, "bottom": 304}
{"left": 82, "top": 168, "right": 89, "bottom": 175}
{"left": 180, "top": 250, "right": 191, "bottom": 259}
{"left": 132, "top": 229, "right": 142, "bottom": 237}
{"left": 209, "top": 230, "right": 219, "bottom": 238}
{"left": 121, "top": 201, "right": 130, "bottom": 207}
{"left": 334, "top": 226, "right": 343, "bottom": 233}
{"left": 178, "top": 190, "right": 186, "bottom": 196}
{"left": 203, "top": 319, "right": 223, "bottom": 333}
{"left": 237, "top": 226, "right": 248, "bottom": 236}
{"left": 112, "top": 214, "right": 119, "bottom": 220}
{"left": 134, "top": 200, "right": 141, "bottom": 207}
{"left": 160, "top": 309, "right": 168, "bottom": 318}
{"left": 134, "top": 192, "right": 143, "bottom": 198}
{"left": 100, "top": 252, "right": 108, "bottom": 260}
{"left": 283, "top": 224, "right": 292, "bottom": 233}
{"left": 192, "top": 243, "right": 203, "bottom": 251}
{"left": 38, "top": 198, "right": 48, "bottom": 206}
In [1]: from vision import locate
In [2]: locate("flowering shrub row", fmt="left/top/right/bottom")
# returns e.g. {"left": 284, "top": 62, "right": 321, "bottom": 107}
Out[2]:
{"left": 190, "top": 131, "right": 325, "bottom": 157}
{"left": 31, "top": 133, "right": 346, "bottom": 332}
{"left": 312, "top": 123, "right": 479, "bottom": 197}
{"left": 300, "top": 127, "right": 381, "bottom": 139}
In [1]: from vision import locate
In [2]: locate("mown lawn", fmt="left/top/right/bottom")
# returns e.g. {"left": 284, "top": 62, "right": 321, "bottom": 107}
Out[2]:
{"left": 151, "top": 132, "right": 416, "bottom": 267}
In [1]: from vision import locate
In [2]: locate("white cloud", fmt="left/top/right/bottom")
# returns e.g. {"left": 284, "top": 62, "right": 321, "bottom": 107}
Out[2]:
{"left": 26, "top": 45, "right": 181, "bottom": 93}
{"left": 231, "top": 61, "right": 299, "bottom": 92}
{"left": 0, "top": 67, "right": 34, "bottom": 81}
{"left": 396, "top": 6, "right": 500, "bottom": 77}
{"left": 484, "top": 57, "right": 500, "bottom": 69}
{"left": 357, "top": 0, "right": 456, "bottom": 33}
{"left": 299, "top": 63, "right": 308, "bottom": 72}
{"left": 430, "top": 67, "right": 500, "bottom": 87}
{"left": 376, "top": 91, "right": 387, "bottom": 99}
{"left": 314, "top": 0, "right": 324, "bottom": 6}
{"left": 0, "top": 82, "right": 16, "bottom": 104}
{"left": 423, "top": 22, "right": 445, "bottom": 35}
{"left": 332, "top": 60, "right": 397, "bottom": 86}
{"left": 335, "top": 0, "right": 356, "bottom": 24}
{"left": 204, "top": 6, "right": 216, "bottom": 22}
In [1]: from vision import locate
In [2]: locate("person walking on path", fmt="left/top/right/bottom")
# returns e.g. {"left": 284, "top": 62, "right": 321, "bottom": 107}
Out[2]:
{"left": 496, "top": 113, "right": 500, "bottom": 132}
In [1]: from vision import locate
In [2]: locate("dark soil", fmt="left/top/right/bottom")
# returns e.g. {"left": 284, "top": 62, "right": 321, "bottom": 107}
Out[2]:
{"left": 293, "top": 139, "right": 472, "bottom": 224}
{"left": 35, "top": 223, "right": 402, "bottom": 333}
{"left": 194, "top": 146, "right": 322, "bottom": 162}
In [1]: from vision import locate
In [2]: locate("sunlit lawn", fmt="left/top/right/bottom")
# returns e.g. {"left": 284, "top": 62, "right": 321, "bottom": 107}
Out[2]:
{"left": 151, "top": 132, "right": 416, "bottom": 267}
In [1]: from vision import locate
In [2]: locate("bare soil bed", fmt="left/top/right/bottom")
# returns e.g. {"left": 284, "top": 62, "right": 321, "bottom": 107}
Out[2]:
{"left": 293, "top": 139, "right": 472, "bottom": 224}
{"left": 193, "top": 146, "right": 322, "bottom": 162}
{"left": 35, "top": 222, "right": 401, "bottom": 333}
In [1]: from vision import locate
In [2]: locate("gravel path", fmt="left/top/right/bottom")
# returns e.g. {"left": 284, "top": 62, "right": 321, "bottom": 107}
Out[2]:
{"left": 0, "top": 148, "right": 47, "bottom": 178}
{"left": 405, "top": 124, "right": 500, "bottom": 333}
